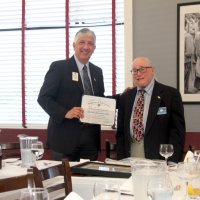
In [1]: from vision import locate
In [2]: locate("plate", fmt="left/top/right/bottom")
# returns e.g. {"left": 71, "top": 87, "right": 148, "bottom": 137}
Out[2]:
{"left": 4, "top": 158, "right": 20, "bottom": 163}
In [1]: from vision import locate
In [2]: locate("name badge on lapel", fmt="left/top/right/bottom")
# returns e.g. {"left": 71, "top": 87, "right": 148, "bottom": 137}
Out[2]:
{"left": 157, "top": 107, "right": 167, "bottom": 115}
{"left": 72, "top": 72, "right": 78, "bottom": 81}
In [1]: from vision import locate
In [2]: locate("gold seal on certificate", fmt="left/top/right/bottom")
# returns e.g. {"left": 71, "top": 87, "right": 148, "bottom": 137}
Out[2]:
{"left": 80, "top": 95, "right": 116, "bottom": 126}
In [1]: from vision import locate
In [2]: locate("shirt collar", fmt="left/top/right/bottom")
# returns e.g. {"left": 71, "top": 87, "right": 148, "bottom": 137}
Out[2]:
{"left": 74, "top": 54, "right": 89, "bottom": 71}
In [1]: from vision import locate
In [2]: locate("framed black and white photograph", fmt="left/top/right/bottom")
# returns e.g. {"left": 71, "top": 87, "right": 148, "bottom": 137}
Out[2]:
{"left": 177, "top": 2, "right": 200, "bottom": 103}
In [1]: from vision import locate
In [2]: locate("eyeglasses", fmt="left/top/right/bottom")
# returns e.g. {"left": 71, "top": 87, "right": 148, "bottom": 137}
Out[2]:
{"left": 130, "top": 66, "right": 152, "bottom": 75}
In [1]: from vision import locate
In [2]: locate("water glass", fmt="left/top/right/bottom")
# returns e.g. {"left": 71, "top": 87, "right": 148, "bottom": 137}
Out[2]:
{"left": 147, "top": 174, "right": 173, "bottom": 200}
{"left": 20, "top": 188, "right": 49, "bottom": 200}
{"left": 194, "top": 150, "right": 200, "bottom": 167}
{"left": 177, "top": 160, "right": 200, "bottom": 199}
{"left": 93, "top": 181, "right": 120, "bottom": 200}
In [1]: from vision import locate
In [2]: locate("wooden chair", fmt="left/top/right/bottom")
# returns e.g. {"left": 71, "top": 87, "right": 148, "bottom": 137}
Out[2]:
{"left": 0, "top": 175, "right": 28, "bottom": 192}
{"left": 105, "top": 139, "right": 117, "bottom": 159}
{"left": 62, "top": 158, "right": 72, "bottom": 195}
{"left": 0, "top": 168, "right": 34, "bottom": 192}
{"left": 32, "top": 159, "right": 72, "bottom": 200}
{"left": 0, "top": 142, "right": 21, "bottom": 159}
{"left": 0, "top": 160, "right": 72, "bottom": 199}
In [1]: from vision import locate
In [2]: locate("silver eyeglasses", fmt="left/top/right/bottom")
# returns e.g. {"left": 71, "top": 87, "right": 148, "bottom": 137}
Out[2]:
{"left": 130, "top": 66, "right": 152, "bottom": 75}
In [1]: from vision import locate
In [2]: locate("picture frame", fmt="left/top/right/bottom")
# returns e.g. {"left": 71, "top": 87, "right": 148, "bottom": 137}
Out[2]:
{"left": 71, "top": 161, "right": 131, "bottom": 178}
{"left": 177, "top": 2, "right": 200, "bottom": 103}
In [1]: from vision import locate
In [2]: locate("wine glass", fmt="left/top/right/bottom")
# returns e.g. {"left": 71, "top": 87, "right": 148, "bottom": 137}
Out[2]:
{"left": 20, "top": 188, "right": 49, "bottom": 200}
{"left": 93, "top": 181, "right": 120, "bottom": 200}
{"left": 194, "top": 150, "right": 200, "bottom": 166}
{"left": 147, "top": 174, "right": 173, "bottom": 200}
{"left": 159, "top": 144, "right": 174, "bottom": 165}
{"left": 31, "top": 141, "right": 44, "bottom": 164}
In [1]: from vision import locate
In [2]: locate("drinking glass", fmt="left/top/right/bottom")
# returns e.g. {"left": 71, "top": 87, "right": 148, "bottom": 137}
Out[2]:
{"left": 194, "top": 150, "right": 200, "bottom": 166}
{"left": 31, "top": 141, "right": 44, "bottom": 163}
{"left": 20, "top": 188, "right": 49, "bottom": 200}
{"left": 159, "top": 144, "right": 174, "bottom": 165}
{"left": 131, "top": 160, "right": 165, "bottom": 200}
{"left": 178, "top": 159, "right": 200, "bottom": 199}
{"left": 147, "top": 174, "right": 173, "bottom": 200}
{"left": 93, "top": 181, "right": 120, "bottom": 200}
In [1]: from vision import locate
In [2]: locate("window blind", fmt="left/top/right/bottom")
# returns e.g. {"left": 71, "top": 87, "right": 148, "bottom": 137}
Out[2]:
{"left": 25, "top": 0, "right": 66, "bottom": 126}
{"left": 0, "top": 1, "right": 22, "bottom": 126}
{"left": 0, "top": 0, "right": 124, "bottom": 128}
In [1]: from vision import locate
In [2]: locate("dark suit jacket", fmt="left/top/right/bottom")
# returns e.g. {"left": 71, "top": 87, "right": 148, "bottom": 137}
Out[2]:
{"left": 116, "top": 81, "right": 186, "bottom": 163}
{"left": 37, "top": 56, "right": 105, "bottom": 154}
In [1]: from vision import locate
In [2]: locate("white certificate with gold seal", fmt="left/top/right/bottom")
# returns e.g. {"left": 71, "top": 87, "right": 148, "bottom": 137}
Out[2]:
{"left": 80, "top": 95, "right": 116, "bottom": 126}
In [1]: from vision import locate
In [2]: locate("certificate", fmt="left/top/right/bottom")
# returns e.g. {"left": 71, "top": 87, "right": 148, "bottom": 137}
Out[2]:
{"left": 80, "top": 95, "right": 116, "bottom": 126}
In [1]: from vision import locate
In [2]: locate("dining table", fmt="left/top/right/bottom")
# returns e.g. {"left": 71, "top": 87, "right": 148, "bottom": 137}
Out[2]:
{"left": 0, "top": 158, "right": 198, "bottom": 200}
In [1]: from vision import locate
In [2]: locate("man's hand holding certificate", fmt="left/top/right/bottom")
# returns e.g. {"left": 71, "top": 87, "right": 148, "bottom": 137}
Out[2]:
{"left": 80, "top": 95, "right": 116, "bottom": 126}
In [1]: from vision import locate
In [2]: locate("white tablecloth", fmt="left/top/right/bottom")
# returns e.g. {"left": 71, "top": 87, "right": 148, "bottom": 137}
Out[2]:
{"left": 0, "top": 159, "right": 194, "bottom": 200}
{"left": 0, "top": 159, "right": 62, "bottom": 179}
{"left": 72, "top": 174, "right": 187, "bottom": 200}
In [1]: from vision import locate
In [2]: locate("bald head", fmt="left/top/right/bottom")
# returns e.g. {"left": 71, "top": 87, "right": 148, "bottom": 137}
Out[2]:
{"left": 132, "top": 57, "right": 152, "bottom": 67}
{"left": 131, "top": 57, "right": 155, "bottom": 88}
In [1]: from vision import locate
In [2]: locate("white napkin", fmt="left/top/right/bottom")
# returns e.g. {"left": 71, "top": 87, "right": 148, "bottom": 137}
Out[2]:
{"left": 104, "top": 158, "right": 130, "bottom": 166}
{"left": 64, "top": 192, "right": 84, "bottom": 200}
{"left": 80, "top": 159, "right": 90, "bottom": 163}
{"left": 120, "top": 176, "right": 134, "bottom": 195}
{"left": 184, "top": 150, "right": 195, "bottom": 162}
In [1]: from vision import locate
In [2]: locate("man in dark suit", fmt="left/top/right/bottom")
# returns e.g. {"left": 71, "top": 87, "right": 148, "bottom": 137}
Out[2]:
{"left": 37, "top": 28, "right": 105, "bottom": 161}
{"left": 116, "top": 57, "right": 185, "bottom": 163}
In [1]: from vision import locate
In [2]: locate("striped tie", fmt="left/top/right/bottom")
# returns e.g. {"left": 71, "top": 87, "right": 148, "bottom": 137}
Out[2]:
{"left": 83, "top": 65, "right": 93, "bottom": 95}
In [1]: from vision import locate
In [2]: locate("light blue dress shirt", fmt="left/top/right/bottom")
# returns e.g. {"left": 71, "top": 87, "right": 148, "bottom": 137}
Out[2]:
{"left": 74, "top": 54, "right": 94, "bottom": 94}
{"left": 130, "top": 78, "right": 155, "bottom": 137}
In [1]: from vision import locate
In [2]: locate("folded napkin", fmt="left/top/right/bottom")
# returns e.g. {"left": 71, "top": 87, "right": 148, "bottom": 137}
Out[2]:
{"left": 64, "top": 192, "right": 84, "bottom": 200}
{"left": 80, "top": 159, "right": 90, "bottom": 163}
{"left": 120, "top": 176, "right": 134, "bottom": 195}
{"left": 184, "top": 150, "right": 195, "bottom": 162}
{"left": 104, "top": 158, "right": 130, "bottom": 166}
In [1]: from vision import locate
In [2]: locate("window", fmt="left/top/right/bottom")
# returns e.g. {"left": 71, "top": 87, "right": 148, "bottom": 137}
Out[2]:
{"left": 0, "top": 0, "right": 124, "bottom": 128}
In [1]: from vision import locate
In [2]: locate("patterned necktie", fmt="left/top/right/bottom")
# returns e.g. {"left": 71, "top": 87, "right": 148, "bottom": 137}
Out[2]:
{"left": 132, "top": 90, "right": 145, "bottom": 142}
{"left": 82, "top": 65, "right": 93, "bottom": 95}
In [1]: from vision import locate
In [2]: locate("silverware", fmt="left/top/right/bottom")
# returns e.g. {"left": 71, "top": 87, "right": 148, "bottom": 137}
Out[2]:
{"left": 105, "top": 188, "right": 134, "bottom": 196}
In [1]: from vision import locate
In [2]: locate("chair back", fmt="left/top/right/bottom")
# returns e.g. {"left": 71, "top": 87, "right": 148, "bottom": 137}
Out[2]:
{"left": 0, "top": 142, "right": 20, "bottom": 159}
{"left": 0, "top": 169, "right": 34, "bottom": 192}
{"left": 105, "top": 139, "right": 117, "bottom": 159}
{"left": 32, "top": 160, "right": 72, "bottom": 200}
{"left": 0, "top": 160, "right": 72, "bottom": 199}
{"left": 62, "top": 158, "right": 72, "bottom": 195}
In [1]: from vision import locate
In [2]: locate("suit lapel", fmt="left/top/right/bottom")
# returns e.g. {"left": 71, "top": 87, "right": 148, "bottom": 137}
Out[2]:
{"left": 145, "top": 82, "right": 162, "bottom": 134}
{"left": 128, "top": 89, "right": 137, "bottom": 119}
{"left": 88, "top": 63, "right": 98, "bottom": 95}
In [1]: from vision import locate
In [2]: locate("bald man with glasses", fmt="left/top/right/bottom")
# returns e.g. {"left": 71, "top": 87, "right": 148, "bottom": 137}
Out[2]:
{"left": 116, "top": 57, "right": 185, "bottom": 163}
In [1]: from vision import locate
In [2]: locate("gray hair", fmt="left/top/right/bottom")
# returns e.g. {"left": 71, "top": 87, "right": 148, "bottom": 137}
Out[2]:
{"left": 74, "top": 28, "right": 96, "bottom": 44}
